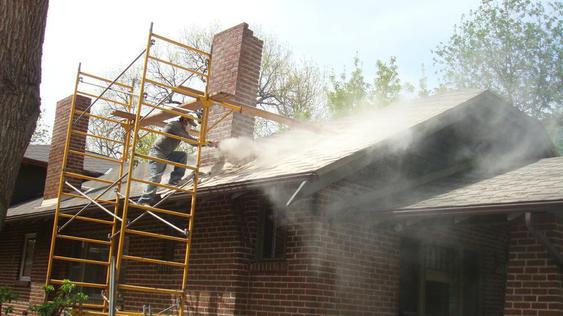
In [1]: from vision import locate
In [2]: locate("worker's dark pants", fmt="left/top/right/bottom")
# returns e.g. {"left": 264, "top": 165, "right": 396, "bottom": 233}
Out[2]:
{"left": 138, "top": 150, "right": 187, "bottom": 204}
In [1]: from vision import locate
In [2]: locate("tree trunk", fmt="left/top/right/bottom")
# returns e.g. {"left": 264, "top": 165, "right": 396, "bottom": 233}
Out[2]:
{"left": 0, "top": 0, "right": 50, "bottom": 229}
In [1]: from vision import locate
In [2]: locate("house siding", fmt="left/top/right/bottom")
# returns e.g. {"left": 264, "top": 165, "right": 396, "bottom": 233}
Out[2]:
{"left": 2, "top": 191, "right": 559, "bottom": 316}
{"left": 0, "top": 220, "right": 51, "bottom": 314}
{"left": 504, "top": 213, "right": 563, "bottom": 316}
{"left": 402, "top": 221, "right": 509, "bottom": 315}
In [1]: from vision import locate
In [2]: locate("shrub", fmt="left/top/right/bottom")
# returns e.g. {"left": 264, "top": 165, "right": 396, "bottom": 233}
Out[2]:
{"left": 30, "top": 280, "right": 88, "bottom": 316}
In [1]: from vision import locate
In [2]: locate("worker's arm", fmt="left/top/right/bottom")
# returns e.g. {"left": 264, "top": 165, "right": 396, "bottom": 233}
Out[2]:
{"left": 166, "top": 121, "right": 217, "bottom": 147}
{"left": 165, "top": 122, "right": 197, "bottom": 141}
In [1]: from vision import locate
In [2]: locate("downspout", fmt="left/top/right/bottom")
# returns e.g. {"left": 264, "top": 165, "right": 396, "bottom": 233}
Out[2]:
{"left": 285, "top": 180, "right": 308, "bottom": 207}
{"left": 524, "top": 212, "right": 563, "bottom": 272}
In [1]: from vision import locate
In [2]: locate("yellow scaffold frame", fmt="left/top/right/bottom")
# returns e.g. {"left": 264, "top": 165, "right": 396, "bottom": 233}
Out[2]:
{"left": 45, "top": 63, "right": 134, "bottom": 313}
{"left": 46, "top": 22, "right": 306, "bottom": 316}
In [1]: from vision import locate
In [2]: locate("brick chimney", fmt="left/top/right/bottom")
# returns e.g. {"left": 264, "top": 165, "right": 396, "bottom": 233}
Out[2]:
{"left": 201, "top": 23, "right": 263, "bottom": 166}
{"left": 43, "top": 95, "right": 91, "bottom": 201}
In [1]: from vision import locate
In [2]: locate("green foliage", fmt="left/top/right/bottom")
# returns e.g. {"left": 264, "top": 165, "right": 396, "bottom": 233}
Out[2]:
{"left": 30, "top": 280, "right": 88, "bottom": 316}
{"left": 327, "top": 56, "right": 407, "bottom": 117}
{"left": 372, "top": 56, "right": 402, "bottom": 106}
{"left": 327, "top": 56, "right": 370, "bottom": 116}
{"left": 433, "top": 0, "right": 562, "bottom": 119}
{"left": 0, "top": 287, "right": 17, "bottom": 316}
{"left": 135, "top": 132, "right": 158, "bottom": 157}
{"left": 544, "top": 114, "right": 563, "bottom": 154}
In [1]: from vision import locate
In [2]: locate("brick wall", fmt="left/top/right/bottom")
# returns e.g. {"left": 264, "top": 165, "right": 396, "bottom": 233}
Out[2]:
{"left": 403, "top": 220, "right": 509, "bottom": 315}
{"left": 0, "top": 188, "right": 400, "bottom": 315}
{"left": 117, "top": 194, "right": 251, "bottom": 314}
{"left": 43, "top": 95, "right": 91, "bottom": 199}
{"left": 0, "top": 187, "right": 519, "bottom": 316}
{"left": 0, "top": 220, "right": 51, "bottom": 314}
{"left": 315, "top": 178, "right": 509, "bottom": 315}
{"left": 228, "top": 183, "right": 402, "bottom": 315}
{"left": 308, "top": 184, "right": 402, "bottom": 315}
{"left": 201, "top": 23, "right": 263, "bottom": 166}
{"left": 504, "top": 213, "right": 563, "bottom": 316}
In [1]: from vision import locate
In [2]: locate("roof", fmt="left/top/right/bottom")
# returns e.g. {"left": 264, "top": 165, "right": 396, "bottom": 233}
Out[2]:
{"left": 401, "top": 156, "right": 563, "bottom": 211}
{"left": 23, "top": 144, "right": 51, "bottom": 164}
{"left": 24, "top": 144, "right": 115, "bottom": 175}
{"left": 202, "top": 89, "right": 492, "bottom": 187}
{"left": 7, "top": 89, "right": 558, "bottom": 221}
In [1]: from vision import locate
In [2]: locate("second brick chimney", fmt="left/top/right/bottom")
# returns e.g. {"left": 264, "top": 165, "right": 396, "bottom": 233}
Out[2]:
{"left": 201, "top": 23, "right": 263, "bottom": 166}
{"left": 43, "top": 95, "right": 91, "bottom": 202}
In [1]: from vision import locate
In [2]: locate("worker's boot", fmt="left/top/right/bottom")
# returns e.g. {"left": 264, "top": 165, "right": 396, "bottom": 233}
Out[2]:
{"left": 169, "top": 173, "right": 194, "bottom": 187}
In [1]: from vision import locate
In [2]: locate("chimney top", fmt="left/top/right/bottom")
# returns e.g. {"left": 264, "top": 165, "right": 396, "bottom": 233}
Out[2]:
{"left": 43, "top": 95, "right": 91, "bottom": 201}
{"left": 201, "top": 23, "right": 264, "bottom": 167}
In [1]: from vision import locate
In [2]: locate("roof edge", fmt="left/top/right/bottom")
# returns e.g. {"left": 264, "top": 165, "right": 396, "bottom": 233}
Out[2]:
{"left": 5, "top": 172, "right": 316, "bottom": 223}
{"left": 387, "top": 199, "right": 563, "bottom": 218}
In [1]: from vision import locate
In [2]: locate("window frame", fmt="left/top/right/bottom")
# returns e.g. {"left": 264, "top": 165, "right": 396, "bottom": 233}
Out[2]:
{"left": 19, "top": 233, "right": 37, "bottom": 282}
{"left": 256, "top": 206, "right": 286, "bottom": 261}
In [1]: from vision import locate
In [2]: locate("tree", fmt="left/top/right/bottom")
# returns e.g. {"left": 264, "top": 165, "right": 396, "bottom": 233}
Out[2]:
{"left": 433, "top": 0, "right": 562, "bottom": 119}
{"left": 327, "top": 56, "right": 369, "bottom": 116}
{"left": 372, "top": 56, "right": 402, "bottom": 106}
{"left": 254, "top": 35, "right": 325, "bottom": 135}
{"left": 30, "top": 111, "right": 52, "bottom": 144}
{"left": 327, "top": 56, "right": 407, "bottom": 116}
{"left": 0, "top": 0, "right": 50, "bottom": 229}
{"left": 181, "top": 25, "right": 325, "bottom": 136}
{"left": 88, "top": 24, "right": 325, "bottom": 156}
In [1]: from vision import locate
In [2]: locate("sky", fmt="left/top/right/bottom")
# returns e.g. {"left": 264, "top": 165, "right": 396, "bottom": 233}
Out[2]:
{"left": 40, "top": 0, "right": 482, "bottom": 130}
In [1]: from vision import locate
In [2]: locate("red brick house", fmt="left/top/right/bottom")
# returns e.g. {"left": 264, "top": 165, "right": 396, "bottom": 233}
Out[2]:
{"left": 2, "top": 24, "right": 563, "bottom": 316}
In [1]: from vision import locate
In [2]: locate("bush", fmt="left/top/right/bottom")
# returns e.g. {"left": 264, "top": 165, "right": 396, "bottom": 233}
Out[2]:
{"left": 0, "top": 287, "right": 18, "bottom": 315}
{"left": 30, "top": 280, "right": 88, "bottom": 316}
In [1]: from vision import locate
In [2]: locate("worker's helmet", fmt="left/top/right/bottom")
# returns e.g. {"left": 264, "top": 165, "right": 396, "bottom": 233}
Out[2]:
{"left": 180, "top": 115, "right": 197, "bottom": 127}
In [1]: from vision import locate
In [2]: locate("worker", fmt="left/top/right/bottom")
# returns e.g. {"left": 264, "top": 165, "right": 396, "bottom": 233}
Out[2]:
{"left": 137, "top": 114, "right": 214, "bottom": 206}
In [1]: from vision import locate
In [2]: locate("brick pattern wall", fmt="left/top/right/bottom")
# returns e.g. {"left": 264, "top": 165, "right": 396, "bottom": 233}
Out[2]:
{"left": 43, "top": 95, "right": 91, "bottom": 199}
{"left": 243, "top": 197, "right": 338, "bottom": 315}
{"left": 116, "top": 194, "right": 252, "bottom": 315}
{"left": 209, "top": 182, "right": 402, "bottom": 315}
{"left": 312, "top": 184, "right": 403, "bottom": 315}
{"left": 0, "top": 220, "right": 51, "bottom": 314}
{"left": 404, "top": 221, "right": 509, "bottom": 315}
{"left": 201, "top": 23, "right": 263, "bottom": 166}
{"left": 116, "top": 191, "right": 342, "bottom": 315}
{"left": 0, "top": 189, "right": 400, "bottom": 316}
{"left": 504, "top": 213, "right": 563, "bottom": 316}
{"left": 0, "top": 191, "right": 517, "bottom": 316}
{"left": 317, "top": 178, "right": 509, "bottom": 315}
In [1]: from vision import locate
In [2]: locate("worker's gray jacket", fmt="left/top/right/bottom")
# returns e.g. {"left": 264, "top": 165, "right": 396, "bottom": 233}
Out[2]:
{"left": 152, "top": 121, "right": 196, "bottom": 157}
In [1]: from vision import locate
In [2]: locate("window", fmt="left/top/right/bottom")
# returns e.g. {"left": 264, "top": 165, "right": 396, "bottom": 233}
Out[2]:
{"left": 19, "top": 233, "right": 37, "bottom": 281}
{"left": 256, "top": 207, "right": 286, "bottom": 260}
{"left": 66, "top": 241, "right": 107, "bottom": 302}
{"left": 399, "top": 240, "right": 480, "bottom": 316}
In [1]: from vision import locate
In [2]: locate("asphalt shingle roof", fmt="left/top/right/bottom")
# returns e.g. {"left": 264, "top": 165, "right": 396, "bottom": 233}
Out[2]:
{"left": 24, "top": 144, "right": 115, "bottom": 175}
{"left": 9, "top": 89, "right": 559, "bottom": 220}
{"left": 201, "top": 89, "right": 488, "bottom": 187}
{"left": 403, "top": 156, "right": 563, "bottom": 210}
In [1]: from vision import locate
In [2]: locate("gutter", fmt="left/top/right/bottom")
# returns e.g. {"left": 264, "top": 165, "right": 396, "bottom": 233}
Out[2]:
{"left": 5, "top": 172, "right": 317, "bottom": 223}
{"left": 387, "top": 199, "right": 563, "bottom": 219}
{"left": 21, "top": 157, "right": 48, "bottom": 168}
{"left": 285, "top": 180, "right": 308, "bottom": 207}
